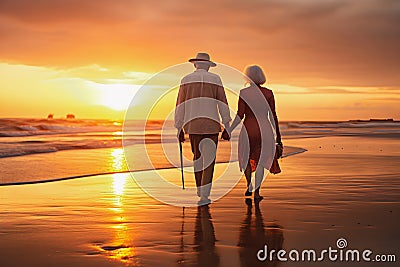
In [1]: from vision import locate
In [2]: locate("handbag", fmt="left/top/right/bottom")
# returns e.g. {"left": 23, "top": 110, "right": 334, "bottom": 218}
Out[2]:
{"left": 276, "top": 143, "right": 283, "bottom": 159}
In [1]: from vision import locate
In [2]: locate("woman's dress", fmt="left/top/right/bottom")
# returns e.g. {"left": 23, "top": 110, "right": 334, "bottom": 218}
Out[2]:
{"left": 237, "top": 85, "right": 281, "bottom": 174}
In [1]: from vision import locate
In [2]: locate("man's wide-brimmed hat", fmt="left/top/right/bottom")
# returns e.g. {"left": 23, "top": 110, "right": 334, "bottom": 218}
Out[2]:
{"left": 188, "top": 52, "right": 217, "bottom": 67}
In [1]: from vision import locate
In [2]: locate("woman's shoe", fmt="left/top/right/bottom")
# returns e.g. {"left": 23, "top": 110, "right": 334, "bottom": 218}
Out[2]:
{"left": 245, "top": 189, "right": 252, "bottom": 197}
{"left": 254, "top": 195, "right": 264, "bottom": 201}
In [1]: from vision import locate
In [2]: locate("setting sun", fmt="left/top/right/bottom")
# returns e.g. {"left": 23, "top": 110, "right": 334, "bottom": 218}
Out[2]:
{"left": 95, "top": 83, "right": 138, "bottom": 111}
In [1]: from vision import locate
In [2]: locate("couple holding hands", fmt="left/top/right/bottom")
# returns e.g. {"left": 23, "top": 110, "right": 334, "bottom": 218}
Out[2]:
{"left": 174, "top": 52, "right": 282, "bottom": 205}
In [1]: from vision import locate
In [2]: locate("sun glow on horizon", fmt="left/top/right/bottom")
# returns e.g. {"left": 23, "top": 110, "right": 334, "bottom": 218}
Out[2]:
{"left": 94, "top": 83, "right": 139, "bottom": 111}
{"left": 0, "top": 62, "right": 398, "bottom": 121}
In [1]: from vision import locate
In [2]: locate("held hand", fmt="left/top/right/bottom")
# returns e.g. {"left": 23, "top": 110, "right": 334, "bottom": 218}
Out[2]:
{"left": 177, "top": 129, "right": 185, "bottom": 143}
{"left": 221, "top": 129, "right": 230, "bottom": 141}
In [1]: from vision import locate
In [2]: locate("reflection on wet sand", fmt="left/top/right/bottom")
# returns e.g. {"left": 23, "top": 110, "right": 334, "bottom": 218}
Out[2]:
{"left": 95, "top": 148, "right": 137, "bottom": 265}
{"left": 194, "top": 205, "right": 220, "bottom": 267}
{"left": 107, "top": 172, "right": 136, "bottom": 264}
{"left": 238, "top": 199, "right": 284, "bottom": 267}
{"left": 98, "top": 148, "right": 282, "bottom": 266}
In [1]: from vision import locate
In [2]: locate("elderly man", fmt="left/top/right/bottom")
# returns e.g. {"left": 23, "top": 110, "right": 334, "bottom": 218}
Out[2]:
{"left": 175, "top": 52, "right": 231, "bottom": 204}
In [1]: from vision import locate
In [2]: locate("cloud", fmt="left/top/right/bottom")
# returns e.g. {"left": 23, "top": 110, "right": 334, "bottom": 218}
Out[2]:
{"left": 366, "top": 97, "right": 400, "bottom": 101}
{"left": 57, "top": 64, "right": 153, "bottom": 84}
{"left": 0, "top": 0, "right": 132, "bottom": 24}
{"left": 272, "top": 84, "right": 400, "bottom": 95}
{"left": 308, "top": 86, "right": 400, "bottom": 95}
{"left": 0, "top": 0, "right": 399, "bottom": 87}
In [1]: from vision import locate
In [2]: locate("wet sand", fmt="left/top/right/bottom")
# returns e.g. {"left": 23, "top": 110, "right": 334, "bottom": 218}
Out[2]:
{"left": 1, "top": 136, "right": 399, "bottom": 266}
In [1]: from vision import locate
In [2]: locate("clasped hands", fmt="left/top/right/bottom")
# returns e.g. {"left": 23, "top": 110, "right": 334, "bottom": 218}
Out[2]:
{"left": 221, "top": 128, "right": 230, "bottom": 141}
{"left": 176, "top": 128, "right": 231, "bottom": 143}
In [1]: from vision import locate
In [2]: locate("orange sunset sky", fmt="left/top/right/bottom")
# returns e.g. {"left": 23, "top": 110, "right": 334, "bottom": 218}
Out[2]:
{"left": 0, "top": 0, "right": 399, "bottom": 121}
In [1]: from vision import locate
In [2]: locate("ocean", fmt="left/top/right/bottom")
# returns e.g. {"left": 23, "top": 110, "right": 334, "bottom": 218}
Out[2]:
{"left": 0, "top": 118, "right": 399, "bottom": 185}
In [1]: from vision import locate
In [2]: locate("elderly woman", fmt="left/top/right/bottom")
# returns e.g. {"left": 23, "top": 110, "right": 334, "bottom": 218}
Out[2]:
{"left": 229, "top": 65, "right": 282, "bottom": 200}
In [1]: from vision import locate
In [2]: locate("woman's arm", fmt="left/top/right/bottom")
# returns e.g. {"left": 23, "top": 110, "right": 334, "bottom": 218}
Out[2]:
{"left": 229, "top": 94, "right": 245, "bottom": 132}
{"left": 270, "top": 92, "right": 282, "bottom": 144}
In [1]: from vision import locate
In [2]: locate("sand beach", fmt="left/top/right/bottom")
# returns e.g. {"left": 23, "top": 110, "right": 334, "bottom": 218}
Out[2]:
{"left": 1, "top": 135, "right": 399, "bottom": 267}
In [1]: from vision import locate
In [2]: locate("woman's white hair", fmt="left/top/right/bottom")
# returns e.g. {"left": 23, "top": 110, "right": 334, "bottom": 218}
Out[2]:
{"left": 244, "top": 65, "right": 266, "bottom": 85}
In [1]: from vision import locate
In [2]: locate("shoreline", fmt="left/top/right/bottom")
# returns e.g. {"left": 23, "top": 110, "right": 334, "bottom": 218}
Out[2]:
{"left": 0, "top": 142, "right": 306, "bottom": 187}
{"left": 0, "top": 145, "right": 307, "bottom": 187}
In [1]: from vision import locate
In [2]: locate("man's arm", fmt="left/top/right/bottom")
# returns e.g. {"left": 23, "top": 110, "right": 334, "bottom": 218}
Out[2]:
{"left": 174, "top": 82, "right": 186, "bottom": 142}
{"left": 216, "top": 81, "right": 231, "bottom": 130}
{"left": 216, "top": 80, "right": 231, "bottom": 141}
{"left": 174, "top": 82, "right": 186, "bottom": 130}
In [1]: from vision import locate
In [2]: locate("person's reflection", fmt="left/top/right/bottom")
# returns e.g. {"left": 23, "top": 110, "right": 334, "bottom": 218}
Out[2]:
{"left": 238, "top": 199, "right": 284, "bottom": 267}
{"left": 194, "top": 205, "right": 220, "bottom": 267}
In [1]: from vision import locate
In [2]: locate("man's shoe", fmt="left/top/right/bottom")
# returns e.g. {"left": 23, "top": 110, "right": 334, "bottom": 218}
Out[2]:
{"left": 198, "top": 197, "right": 211, "bottom": 206}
